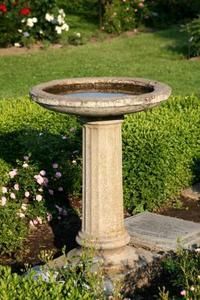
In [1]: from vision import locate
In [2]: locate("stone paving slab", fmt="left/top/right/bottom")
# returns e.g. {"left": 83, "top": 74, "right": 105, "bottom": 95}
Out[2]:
{"left": 125, "top": 212, "right": 200, "bottom": 251}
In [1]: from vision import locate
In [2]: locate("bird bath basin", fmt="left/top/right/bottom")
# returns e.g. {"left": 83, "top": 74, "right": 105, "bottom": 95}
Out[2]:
{"left": 30, "top": 77, "right": 171, "bottom": 272}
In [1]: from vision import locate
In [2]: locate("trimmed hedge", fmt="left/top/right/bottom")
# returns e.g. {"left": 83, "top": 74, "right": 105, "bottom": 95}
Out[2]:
{"left": 123, "top": 95, "right": 200, "bottom": 212}
{"left": 1, "top": 95, "right": 200, "bottom": 215}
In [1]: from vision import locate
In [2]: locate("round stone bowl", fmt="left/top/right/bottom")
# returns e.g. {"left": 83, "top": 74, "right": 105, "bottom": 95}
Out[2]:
{"left": 30, "top": 77, "right": 171, "bottom": 117}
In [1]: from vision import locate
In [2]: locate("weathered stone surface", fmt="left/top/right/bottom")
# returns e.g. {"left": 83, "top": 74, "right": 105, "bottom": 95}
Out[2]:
{"left": 76, "top": 119, "right": 130, "bottom": 250}
{"left": 30, "top": 77, "right": 172, "bottom": 273}
{"left": 30, "top": 77, "right": 171, "bottom": 117}
{"left": 125, "top": 212, "right": 200, "bottom": 251}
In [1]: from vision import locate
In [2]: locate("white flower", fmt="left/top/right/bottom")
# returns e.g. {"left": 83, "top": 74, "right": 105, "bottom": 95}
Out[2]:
{"left": 32, "top": 17, "right": 38, "bottom": 23}
{"left": 36, "top": 194, "right": 42, "bottom": 202}
{"left": 10, "top": 192, "right": 16, "bottom": 199}
{"left": 61, "top": 23, "right": 69, "bottom": 31}
{"left": 62, "top": 135, "right": 67, "bottom": 140}
{"left": 40, "top": 170, "right": 46, "bottom": 176}
{"left": 55, "top": 26, "right": 62, "bottom": 35}
{"left": 18, "top": 212, "right": 25, "bottom": 218}
{"left": 33, "top": 219, "right": 38, "bottom": 225}
{"left": 21, "top": 203, "right": 28, "bottom": 211}
{"left": 1, "top": 196, "right": 7, "bottom": 206}
{"left": 27, "top": 18, "right": 34, "bottom": 28}
{"left": 14, "top": 184, "right": 19, "bottom": 191}
{"left": 48, "top": 189, "right": 54, "bottom": 195}
{"left": 39, "top": 30, "right": 44, "bottom": 35}
{"left": 72, "top": 160, "right": 77, "bottom": 165}
{"left": 21, "top": 18, "right": 25, "bottom": 23}
{"left": 9, "top": 169, "right": 17, "bottom": 178}
{"left": 23, "top": 163, "right": 29, "bottom": 168}
{"left": 14, "top": 43, "right": 21, "bottom": 48}
{"left": 58, "top": 9, "right": 65, "bottom": 16}
{"left": 76, "top": 32, "right": 81, "bottom": 38}
{"left": 25, "top": 191, "right": 30, "bottom": 198}
{"left": 58, "top": 187, "right": 63, "bottom": 192}
{"left": 29, "top": 220, "right": 36, "bottom": 228}
{"left": 47, "top": 213, "right": 52, "bottom": 222}
{"left": 34, "top": 174, "right": 44, "bottom": 185}
{"left": 45, "top": 13, "right": 54, "bottom": 22}
{"left": 38, "top": 187, "right": 43, "bottom": 192}
{"left": 57, "top": 15, "right": 64, "bottom": 25}
{"left": 52, "top": 163, "right": 59, "bottom": 169}
{"left": 23, "top": 31, "right": 30, "bottom": 37}
{"left": 2, "top": 187, "right": 7, "bottom": 194}
{"left": 23, "top": 155, "right": 29, "bottom": 161}
{"left": 18, "top": 29, "right": 22, "bottom": 33}
{"left": 36, "top": 217, "right": 42, "bottom": 224}
{"left": 55, "top": 172, "right": 62, "bottom": 178}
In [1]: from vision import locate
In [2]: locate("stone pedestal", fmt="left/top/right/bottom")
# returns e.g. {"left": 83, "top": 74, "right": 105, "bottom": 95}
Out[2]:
{"left": 69, "top": 119, "right": 137, "bottom": 271}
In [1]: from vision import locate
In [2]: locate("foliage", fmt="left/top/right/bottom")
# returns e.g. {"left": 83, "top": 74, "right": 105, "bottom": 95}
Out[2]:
{"left": 0, "top": 97, "right": 81, "bottom": 255}
{"left": 159, "top": 247, "right": 200, "bottom": 299}
{"left": 0, "top": 253, "right": 106, "bottom": 300}
{"left": 0, "top": 204, "right": 27, "bottom": 255}
{"left": 184, "top": 16, "right": 200, "bottom": 58}
{"left": 123, "top": 95, "right": 200, "bottom": 212}
{"left": 56, "top": 0, "right": 98, "bottom": 18}
{"left": 145, "top": 0, "right": 200, "bottom": 28}
{"left": 103, "top": 0, "right": 147, "bottom": 33}
{"left": 67, "top": 32, "right": 84, "bottom": 46}
{"left": 0, "top": 0, "right": 69, "bottom": 47}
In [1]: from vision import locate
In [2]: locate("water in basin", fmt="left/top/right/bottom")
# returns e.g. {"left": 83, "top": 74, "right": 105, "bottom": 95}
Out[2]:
{"left": 63, "top": 91, "right": 128, "bottom": 99}
{"left": 44, "top": 83, "right": 153, "bottom": 99}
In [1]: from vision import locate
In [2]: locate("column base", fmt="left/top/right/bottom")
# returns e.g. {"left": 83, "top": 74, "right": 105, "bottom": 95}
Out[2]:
{"left": 76, "top": 230, "right": 130, "bottom": 250}
{"left": 67, "top": 245, "right": 139, "bottom": 274}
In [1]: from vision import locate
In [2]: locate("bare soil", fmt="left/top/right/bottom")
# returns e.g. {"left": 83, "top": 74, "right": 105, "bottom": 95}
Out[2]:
{"left": 0, "top": 192, "right": 199, "bottom": 272}
{"left": 0, "top": 43, "right": 62, "bottom": 56}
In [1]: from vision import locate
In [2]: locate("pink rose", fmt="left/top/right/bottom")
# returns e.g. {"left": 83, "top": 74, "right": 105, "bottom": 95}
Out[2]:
{"left": 55, "top": 172, "right": 62, "bottom": 178}
{"left": 9, "top": 169, "right": 17, "bottom": 178}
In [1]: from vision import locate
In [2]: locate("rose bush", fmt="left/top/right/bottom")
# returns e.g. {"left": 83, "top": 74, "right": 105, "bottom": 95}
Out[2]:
{"left": 103, "top": 0, "right": 148, "bottom": 33}
{"left": 0, "top": 0, "right": 69, "bottom": 47}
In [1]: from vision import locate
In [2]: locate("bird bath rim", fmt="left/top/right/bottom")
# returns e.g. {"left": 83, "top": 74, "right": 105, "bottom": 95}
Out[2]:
{"left": 30, "top": 77, "right": 171, "bottom": 117}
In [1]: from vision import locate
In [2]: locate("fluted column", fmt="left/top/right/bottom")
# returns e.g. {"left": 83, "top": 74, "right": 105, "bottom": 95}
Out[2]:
{"left": 76, "top": 119, "right": 130, "bottom": 250}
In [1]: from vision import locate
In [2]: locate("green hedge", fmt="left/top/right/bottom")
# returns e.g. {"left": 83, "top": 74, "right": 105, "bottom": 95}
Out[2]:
{"left": 123, "top": 95, "right": 200, "bottom": 212}
{"left": 1, "top": 95, "right": 200, "bottom": 216}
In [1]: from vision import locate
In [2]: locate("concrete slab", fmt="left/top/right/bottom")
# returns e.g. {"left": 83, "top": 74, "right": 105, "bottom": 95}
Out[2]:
{"left": 125, "top": 212, "right": 200, "bottom": 251}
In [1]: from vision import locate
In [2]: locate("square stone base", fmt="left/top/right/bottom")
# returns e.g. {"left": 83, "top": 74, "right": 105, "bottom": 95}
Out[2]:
{"left": 125, "top": 212, "right": 200, "bottom": 251}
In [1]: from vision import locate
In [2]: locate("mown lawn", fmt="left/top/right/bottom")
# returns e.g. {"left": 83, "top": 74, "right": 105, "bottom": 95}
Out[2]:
{"left": 0, "top": 26, "right": 199, "bottom": 98}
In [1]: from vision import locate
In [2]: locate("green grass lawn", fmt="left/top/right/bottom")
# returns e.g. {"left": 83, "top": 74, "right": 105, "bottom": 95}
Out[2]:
{"left": 0, "top": 26, "right": 199, "bottom": 98}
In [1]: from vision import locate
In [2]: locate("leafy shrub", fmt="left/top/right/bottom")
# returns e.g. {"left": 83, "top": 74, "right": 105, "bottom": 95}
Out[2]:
{"left": 0, "top": 0, "right": 69, "bottom": 47}
{"left": 184, "top": 16, "right": 200, "bottom": 58}
{"left": 145, "top": 0, "right": 200, "bottom": 28}
{"left": 1, "top": 94, "right": 200, "bottom": 245}
{"left": 56, "top": 0, "right": 98, "bottom": 17}
{"left": 0, "top": 97, "right": 81, "bottom": 255}
{"left": 123, "top": 95, "right": 200, "bottom": 212}
{"left": 67, "top": 32, "right": 84, "bottom": 46}
{"left": 158, "top": 247, "right": 200, "bottom": 299}
{"left": 103, "top": 0, "right": 147, "bottom": 33}
{"left": 0, "top": 204, "right": 27, "bottom": 255}
{"left": 0, "top": 253, "right": 105, "bottom": 300}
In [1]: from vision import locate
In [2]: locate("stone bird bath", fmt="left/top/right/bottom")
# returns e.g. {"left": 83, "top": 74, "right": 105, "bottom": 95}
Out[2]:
{"left": 30, "top": 77, "right": 171, "bottom": 272}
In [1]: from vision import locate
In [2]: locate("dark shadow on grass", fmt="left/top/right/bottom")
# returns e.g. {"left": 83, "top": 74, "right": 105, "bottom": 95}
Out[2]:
{"left": 0, "top": 128, "right": 82, "bottom": 265}
{"left": 153, "top": 25, "right": 189, "bottom": 58}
